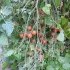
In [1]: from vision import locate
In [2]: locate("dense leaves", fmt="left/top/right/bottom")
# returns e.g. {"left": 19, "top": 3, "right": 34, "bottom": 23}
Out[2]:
{"left": 0, "top": 0, "right": 70, "bottom": 70}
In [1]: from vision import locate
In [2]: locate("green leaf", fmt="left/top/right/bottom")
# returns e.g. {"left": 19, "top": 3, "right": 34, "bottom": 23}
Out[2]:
{"left": 45, "top": 16, "right": 52, "bottom": 26}
{"left": 2, "top": 20, "right": 14, "bottom": 36}
{"left": 4, "top": 50, "right": 14, "bottom": 57}
{"left": 4, "top": 0, "right": 11, "bottom": 5}
{"left": 58, "top": 56, "right": 66, "bottom": 64}
{"left": 18, "top": 67, "right": 23, "bottom": 70}
{"left": 40, "top": 1, "right": 44, "bottom": 8}
{"left": 65, "top": 53, "right": 70, "bottom": 63}
{"left": 15, "top": 53, "right": 22, "bottom": 60}
{"left": 1, "top": 6, "right": 12, "bottom": 16}
{"left": 0, "top": 34, "right": 8, "bottom": 45}
{"left": 60, "top": 16, "right": 68, "bottom": 29}
{"left": 11, "top": 62, "right": 17, "bottom": 70}
{"left": 57, "top": 24, "right": 61, "bottom": 29}
{"left": 54, "top": 0, "right": 60, "bottom": 7}
{"left": 13, "top": 0, "right": 18, "bottom": 2}
{"left": 2, "top": 62, "right": 8, "bottom": 70}
{"left": 62, "top": 63, "right": 70, "bottom": 69}
{"left": 47, "top": 65, "right": 54, "bottom": 70}
{"left": 57, "top": 30, "right": 64, "bottom": 42}
{"left": 42, "top": 4, "right": 51, "bottom": 15}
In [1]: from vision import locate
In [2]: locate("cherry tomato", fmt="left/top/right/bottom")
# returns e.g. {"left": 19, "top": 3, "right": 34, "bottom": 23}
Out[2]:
{"left": 32, "top": 30, "right": 37, "bottom": 36}
{"left": 57, "top": 28, "right": 61, "bottom": 33}
{"left": 27, "top": 26, "right": 32, "bottom": 31}
{"left": 38, "top": 33, "right": 42, "bottom": 38}
{"left": 20, "top": 34, "right": 24, "bottom": 38}
{"left": 27, "top": 33, "right": 32, "bottom": 38}
{"left": 42, "top": 39, "right": 47, "bottom": 44}
{"left": 51, "top": 32, "right": 55, "bottom": 37}
{"left": 60, "top": 47, "right": 63, "bottom": 51}
{"left": 39, "top": 55, "right": 44, "bottom": 62}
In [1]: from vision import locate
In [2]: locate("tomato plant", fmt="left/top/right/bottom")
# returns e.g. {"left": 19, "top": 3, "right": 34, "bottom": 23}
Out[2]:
{"left": 0, "top": 0, "right": 70, "bottom": 70}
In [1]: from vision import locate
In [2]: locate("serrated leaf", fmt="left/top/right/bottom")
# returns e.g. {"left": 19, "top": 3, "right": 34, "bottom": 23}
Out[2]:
{"left": 47, "top": 65, "right": 54, "bottom": 70}
{"left": 1, "top": 6, "right": 11, "bottom": 16}
{"left": 42, "top": 4, "right": 51, "bottom": 15}
{"left": 4, "top": 50, "right": 14, "bottom": 57}
{"left": 0, "top": 34, "right": 8, "bottom": 45}
{"left": 57, "top": 30, "right": 64, "bottom": 42}
{"left": 2, "top": 20, "right": 14, "bottom": 36}
{"left": 62, "top": 63, "right": 70, "bottom": 69}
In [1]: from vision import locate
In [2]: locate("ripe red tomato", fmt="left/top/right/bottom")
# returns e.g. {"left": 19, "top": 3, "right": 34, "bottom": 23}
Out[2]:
{"left": 27, "top": 33, "right": 32, "bottom": 38}
{"left": 51, "top": 32, "right": 55, "bottom": 37}
{"left": 60, "top": 47, "right": 63, "bottom": 51}
{"left": 42, "top": 39, "right": 47, "bottom": 44}
{"left": 51, "top": 26, "right": 56, "bottom": 32}
{"left": 39, "top": 55, "right": 44, "bottom": 62}
{"left": 57, "top": 28, "right": 61, "bottom": 33}
{"left": 40, "top": 20, "right": 44, "bottom": 25}
{"left": 38, "top": 33, "right": 42, "bottom": 38}
{"left": 39, "top": 9, "right": 45, "bottom": 17}
{"left": 32, "top": 30, "right": 37, "bottom": 36}
{"left": 20, "top": 34, "right": 24, "bottom": 38}
{"left": 27, "top": 26, "right": 32, "bottom": 31}
{"left": 51, "top": 25, "right": 56, "bottom": 30}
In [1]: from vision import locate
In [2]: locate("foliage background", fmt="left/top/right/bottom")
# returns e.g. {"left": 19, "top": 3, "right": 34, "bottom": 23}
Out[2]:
{"left": 0, "top": 0, "right": 70, "bottom": 70}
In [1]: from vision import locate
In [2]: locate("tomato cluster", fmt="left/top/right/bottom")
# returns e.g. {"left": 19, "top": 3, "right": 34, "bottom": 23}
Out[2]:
{"left": 19, "top": 9, "right": 62, "bottom": 54}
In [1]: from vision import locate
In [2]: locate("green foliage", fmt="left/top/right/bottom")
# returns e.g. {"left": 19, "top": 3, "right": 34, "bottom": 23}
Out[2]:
{"left": 57, "top": 30, "right": 64, "bottom": 42}
{"left": 42, "top": 4, "right": 51, "bottom": 15}
{"left": 54, "top": 0, "right": 60, "bottom": 7}
{"left": 0, "top": 0, "right": 70, "bottom": 70}
{"left": 0, "top": 34, "right": 8, "bottom": 45}
{"left": 2, "top": 62, "right": 9, "bottom": 70}
{"left": 4, "top": 50, "right": 14, "bottom": 57}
